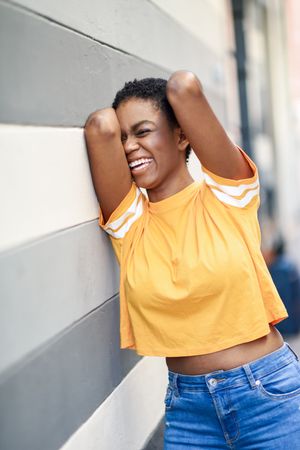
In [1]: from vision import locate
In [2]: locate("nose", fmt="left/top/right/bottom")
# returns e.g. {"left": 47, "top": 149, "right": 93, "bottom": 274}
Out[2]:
{"left": 123, "top": 135, "right": 140, "bottom": 154}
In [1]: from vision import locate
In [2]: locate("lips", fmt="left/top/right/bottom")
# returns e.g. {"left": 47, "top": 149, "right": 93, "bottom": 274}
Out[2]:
{"left": 128, "top": 156, "right": 154, "bottom": 174}
{"left": 128, "top": 157, "right": 153, "bottom": 167}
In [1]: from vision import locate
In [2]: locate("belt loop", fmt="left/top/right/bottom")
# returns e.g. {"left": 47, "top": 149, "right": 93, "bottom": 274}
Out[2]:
{"left": 243, "top": 364, "right": 257, "bottom": 389}
{"left": 172, "top": 373, "right": 179, "bottom": 396}
{"left": 285, "top": 342, "right": 299, "bottom": 361}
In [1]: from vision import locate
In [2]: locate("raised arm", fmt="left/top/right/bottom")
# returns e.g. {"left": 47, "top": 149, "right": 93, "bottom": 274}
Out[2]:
{"left": 84, "top": 108, "right": 132, "bottom": 223}
{"left": 166, "top": 71, "right": 253, "bottom": 180}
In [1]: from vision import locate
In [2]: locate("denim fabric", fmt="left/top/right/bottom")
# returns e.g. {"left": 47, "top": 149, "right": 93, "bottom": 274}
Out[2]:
{"left": 164, "top": 342, "right": 300, "bottom": 449}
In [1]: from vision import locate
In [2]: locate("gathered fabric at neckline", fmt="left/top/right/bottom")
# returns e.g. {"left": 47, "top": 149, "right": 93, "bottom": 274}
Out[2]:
{"left": 147, "top": 180, "right": 201, "bottom": 213}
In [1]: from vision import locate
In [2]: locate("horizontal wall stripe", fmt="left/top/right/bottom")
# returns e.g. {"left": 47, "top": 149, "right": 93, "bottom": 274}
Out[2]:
{"left": 142, "top": 417, "right": 165, "bottom": 450}
{"left": 0, "top": 220, "right": 120, "bottom": 374}
{"left": 5, "top": 0, "right": 225, "bottom": 97}
{"left": 59, "top": 356, "right": 167, "bottom": 450}
{"left": 0, "top": 125, "right": 100, "bottom": 251}
{"left": 0, "top": 1, "right": 169, "bottom": 126}
{"left": 152, "top": 0, "right": 228, "bottom": 54}
{"left": 0, "top": 295, "right": 142, "bottom": 450}
{"left": 0, "top": 126, "right": 204, "bottom": 252}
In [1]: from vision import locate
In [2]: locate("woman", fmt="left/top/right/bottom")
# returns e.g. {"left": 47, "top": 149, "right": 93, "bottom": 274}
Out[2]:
{"left": 84, "top": 71, "right": 300, "bottom": 449}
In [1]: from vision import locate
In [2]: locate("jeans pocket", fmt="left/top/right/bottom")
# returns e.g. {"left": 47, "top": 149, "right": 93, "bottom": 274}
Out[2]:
{"left": 164, "top": 385, "right": 175, "bottom": 410}
{"left": 257, "top": 360, "right": 300, "bottom": 401}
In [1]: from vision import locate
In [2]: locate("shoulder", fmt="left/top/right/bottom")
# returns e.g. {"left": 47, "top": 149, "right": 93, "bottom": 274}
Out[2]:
{"left": 99, "top": 182, "right": 147, "bottom": 240}
{"left": 200, "top": 147, "right": 260, "bottom": 212}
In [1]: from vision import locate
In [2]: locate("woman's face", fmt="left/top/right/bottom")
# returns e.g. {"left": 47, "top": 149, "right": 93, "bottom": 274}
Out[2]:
{"left": 115, "top": 98, "right": 186, "bottom": 189}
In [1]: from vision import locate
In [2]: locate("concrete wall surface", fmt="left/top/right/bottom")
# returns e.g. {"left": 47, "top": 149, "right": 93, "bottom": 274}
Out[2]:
{"left": 0, "top": 1, "right": 239, "bottom": 449}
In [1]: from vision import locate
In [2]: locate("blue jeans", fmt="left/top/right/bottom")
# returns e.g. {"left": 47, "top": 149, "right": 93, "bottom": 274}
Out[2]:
{"left": 164, "top": 342, "right": 300, "bottom": 449}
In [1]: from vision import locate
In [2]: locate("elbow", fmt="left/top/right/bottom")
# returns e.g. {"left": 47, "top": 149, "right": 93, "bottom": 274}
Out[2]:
{"left": 84, "top": 108, "right": 119, "bottom": 139}
{"left": 166, "top": 71, "right": 203, "bottom": 100}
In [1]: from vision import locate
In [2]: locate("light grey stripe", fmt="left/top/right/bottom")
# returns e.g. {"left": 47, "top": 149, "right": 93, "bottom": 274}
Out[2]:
{"left": 0, "top": 295, "right": 141, "bottom": 450}
{"left": 0, "top": 1, "right": 169, "bottom": 125}
{"left": 0, "top": 220, "right": 120, "bottom": 374}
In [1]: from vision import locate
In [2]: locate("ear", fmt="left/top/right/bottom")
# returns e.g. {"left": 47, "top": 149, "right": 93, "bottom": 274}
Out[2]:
{"left": 175, "top": 127, "right": 190, "bottom": 153}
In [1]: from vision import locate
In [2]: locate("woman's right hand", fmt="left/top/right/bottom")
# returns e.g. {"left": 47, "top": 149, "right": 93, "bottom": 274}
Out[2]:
{"left": 84, "top": 108, "right": 132, "bottom": 223}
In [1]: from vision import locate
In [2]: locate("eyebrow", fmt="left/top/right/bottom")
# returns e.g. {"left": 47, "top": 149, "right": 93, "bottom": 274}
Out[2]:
{"left": 130, "top": 120, "right": 156, "bottom": 131}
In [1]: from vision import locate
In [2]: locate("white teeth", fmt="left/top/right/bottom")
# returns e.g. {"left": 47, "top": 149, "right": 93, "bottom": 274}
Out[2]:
{"left": 129, "top": 158, "right": 153, "bottom": 168}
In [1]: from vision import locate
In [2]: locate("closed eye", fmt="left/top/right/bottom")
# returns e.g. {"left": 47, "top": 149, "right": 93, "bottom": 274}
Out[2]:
{"left": 120, "top": 129, "right": 151, "bottom": 142}
{"left": 136, "top": 129, "right": 151, "bottom": 136}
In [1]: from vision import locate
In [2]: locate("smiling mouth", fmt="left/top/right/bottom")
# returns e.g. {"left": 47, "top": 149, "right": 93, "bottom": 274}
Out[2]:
{"left": 129, "top": 158, "right": 153, "bottom": 174}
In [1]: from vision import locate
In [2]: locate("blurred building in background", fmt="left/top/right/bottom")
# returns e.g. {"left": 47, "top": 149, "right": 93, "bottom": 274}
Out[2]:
{"left": 0, "top": 1, "right": 299, "bottom": 449}
{"left": 235, "top": 0, "right": 300, "bottom": 268}
{"left": 285, "top": 0, "right": 300, "bottom": 264}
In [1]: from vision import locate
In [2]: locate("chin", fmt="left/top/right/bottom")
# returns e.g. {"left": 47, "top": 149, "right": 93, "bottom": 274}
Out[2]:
{"left": 133, "top": 176, "right": 155, "bottom": 189}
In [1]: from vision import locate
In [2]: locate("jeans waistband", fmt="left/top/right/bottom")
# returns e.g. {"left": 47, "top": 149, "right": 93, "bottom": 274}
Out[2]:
{"left": 167, "top": 342, "right": 299, "bottom": 392}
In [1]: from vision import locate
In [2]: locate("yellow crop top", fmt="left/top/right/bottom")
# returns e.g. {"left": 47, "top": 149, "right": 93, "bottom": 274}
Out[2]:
{"left": 99, "top": 147, "right": 288, "bottom": 356}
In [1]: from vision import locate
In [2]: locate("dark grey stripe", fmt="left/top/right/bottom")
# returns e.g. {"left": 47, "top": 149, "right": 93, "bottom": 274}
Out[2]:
{"left": 142, "top": 417, "right": 165, "bottom": 450}
{"left": 0, "top": 220, "right": 121, "bottom": 374}
{"left": 0, "top": 1, "right": 169, "bottom": 126}
{"left": 4, "top": 0, "right": 212, "bottom": 81}
{"left": 0, "top": 294, "right": 141, "bottom": 450}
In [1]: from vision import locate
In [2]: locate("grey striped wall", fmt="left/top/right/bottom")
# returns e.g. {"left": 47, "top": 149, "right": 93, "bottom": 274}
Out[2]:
{"left": 0, "top": 1, "right": 236, "bottom": 449}
{"left": 0, "top": 0, "right": 229, "bottom": 127}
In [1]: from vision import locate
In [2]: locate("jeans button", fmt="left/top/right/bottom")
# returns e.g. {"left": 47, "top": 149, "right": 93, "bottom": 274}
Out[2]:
{"left": 209, "top": 378, "right": 217, "bottom": 386}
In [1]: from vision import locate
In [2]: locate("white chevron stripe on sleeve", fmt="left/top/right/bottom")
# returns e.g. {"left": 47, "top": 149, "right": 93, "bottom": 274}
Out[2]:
{"left": 210, "top": 187, "right": 259, "bottom": 208}
{"left": 105, "top": 187, "right": 144, "bottom": 238}
{"left": 203, "top": 172, "right": 259, "bottom": 197}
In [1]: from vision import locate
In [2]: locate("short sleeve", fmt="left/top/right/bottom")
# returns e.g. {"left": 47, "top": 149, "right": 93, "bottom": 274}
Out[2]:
{"left": 201, "top": 146, "right": 260, "bottom": 211}
{"left": 99, "top": 182, "right": 144, "bottom": 239}
{"left": 98, "top": 182, "right": 145, "bottom": 263}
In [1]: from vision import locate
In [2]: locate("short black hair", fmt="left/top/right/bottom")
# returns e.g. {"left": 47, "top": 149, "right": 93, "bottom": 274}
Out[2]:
{"left": 112, "top": 77, "right": 191, "bottom": 163}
